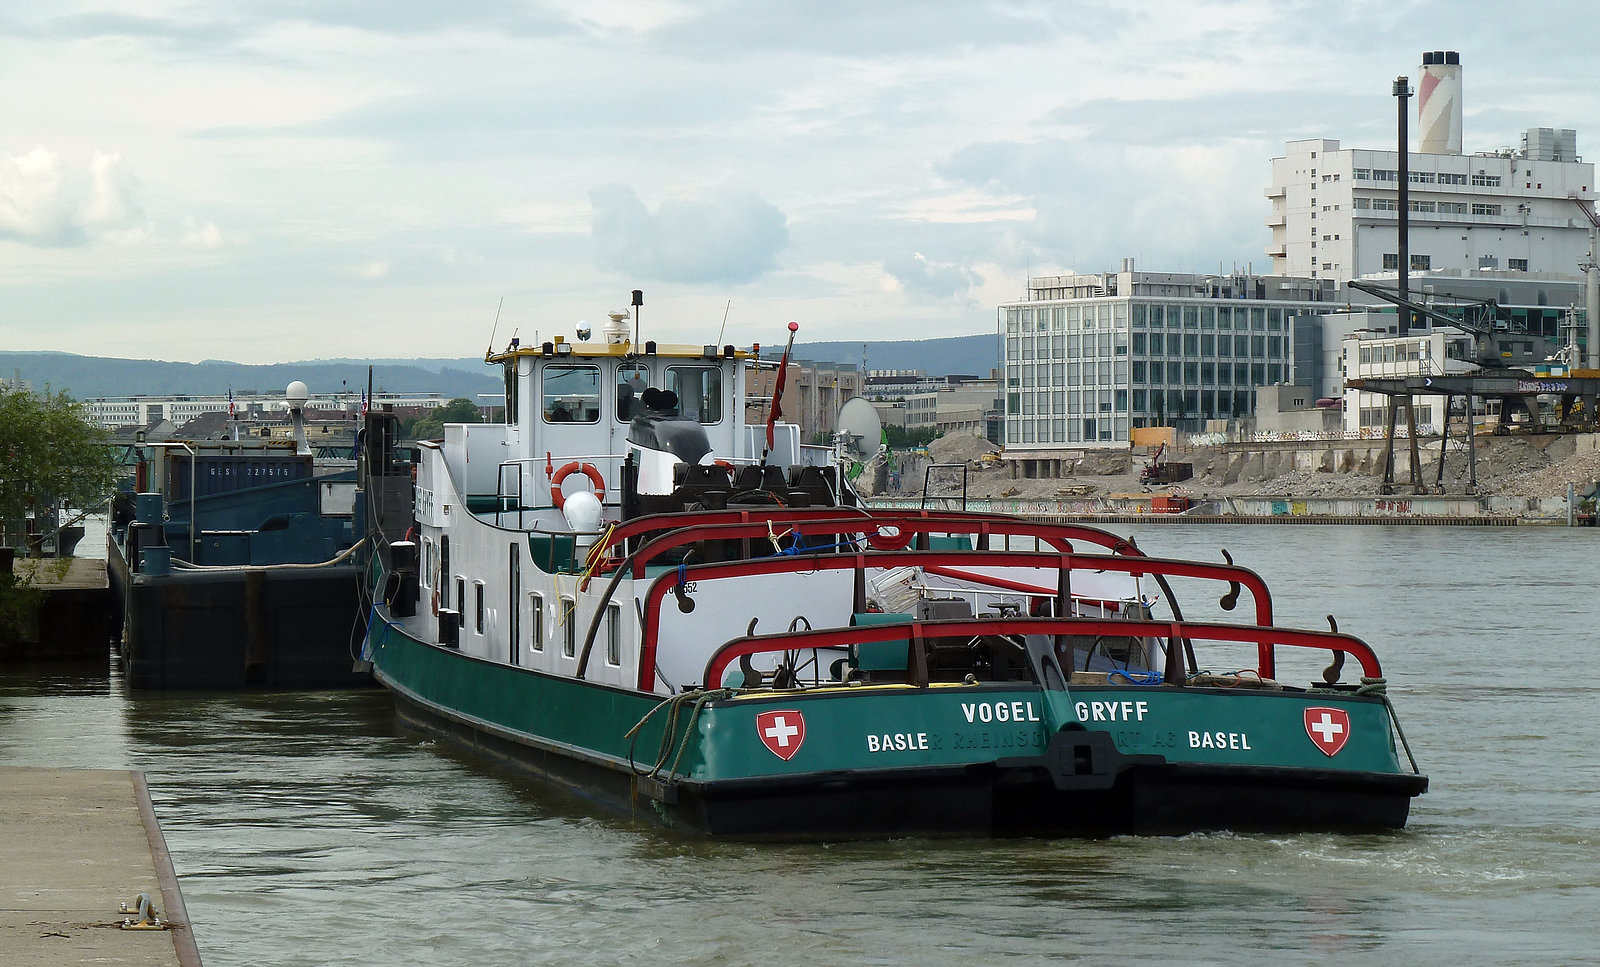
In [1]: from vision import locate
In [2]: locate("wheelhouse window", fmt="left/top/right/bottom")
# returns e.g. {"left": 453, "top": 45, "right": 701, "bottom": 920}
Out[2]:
{"left": 666, "top": 365, "right": 723, "bottom": 424}
{"left": 503, "top": 361, "right": 518, "bottom": 424}
{"left": 616, "top": 364, "right": 650, "bottom": 422}
{"left": 543, "top": 365, "right": 601, "bottom": 423}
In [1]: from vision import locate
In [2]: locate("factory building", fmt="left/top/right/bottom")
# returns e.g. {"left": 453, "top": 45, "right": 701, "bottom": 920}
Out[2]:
{"left": 1266, "top": 52, "right": 1596, "bottom": 286}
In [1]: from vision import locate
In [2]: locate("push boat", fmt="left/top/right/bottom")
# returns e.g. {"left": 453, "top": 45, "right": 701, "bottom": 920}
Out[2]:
{"left": 361, "top": 303, "right": 1427, "bottom": 838}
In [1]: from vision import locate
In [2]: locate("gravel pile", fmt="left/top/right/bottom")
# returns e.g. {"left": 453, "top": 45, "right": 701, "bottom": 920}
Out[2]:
{"left": 1497, "top": 444, "right": 1600, "bottom": 498}
{"left": 928, "top": 434, "right": 999, "bottom": 464}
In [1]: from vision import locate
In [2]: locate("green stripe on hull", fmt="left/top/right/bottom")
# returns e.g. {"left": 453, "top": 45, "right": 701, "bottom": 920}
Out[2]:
{"left": 367, "top": 612, "right": 1408, "bottom": 787}
{"left": 692, "top": 687, "right": 1404, "bottom": 780}
{"left": 365, "top": 613, "right": 671, "bottom": 772}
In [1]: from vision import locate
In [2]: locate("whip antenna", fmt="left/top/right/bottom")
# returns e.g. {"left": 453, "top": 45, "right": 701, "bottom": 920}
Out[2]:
{"left": 486, "top": 296, "right": 504, "bottom": 357}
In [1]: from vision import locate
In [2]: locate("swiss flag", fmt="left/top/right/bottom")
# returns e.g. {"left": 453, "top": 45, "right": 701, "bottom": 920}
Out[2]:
{"left": 1304, "top": 707, "right": 1351, "bottom": 757}
{"left": 756, "top": 710, "right": 805, "bottom": 761}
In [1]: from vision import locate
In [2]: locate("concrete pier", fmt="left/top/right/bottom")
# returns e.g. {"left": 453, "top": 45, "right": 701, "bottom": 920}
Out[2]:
{"left": 0, "top": 768, "right": 200, "bottom": 966}
{"left": 0, "top": 558, "right": 115, "bottom": 660}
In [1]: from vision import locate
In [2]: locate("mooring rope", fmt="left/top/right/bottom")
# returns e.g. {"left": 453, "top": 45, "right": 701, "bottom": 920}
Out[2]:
{"left": 624, "top": 689, "right": 733, "bottom": 781}
{"left": 1358, "top": 676, "right": 1421, "bottom": 775}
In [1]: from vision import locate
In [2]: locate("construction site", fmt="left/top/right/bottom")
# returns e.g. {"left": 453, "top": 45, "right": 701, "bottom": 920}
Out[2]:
{"left": 880, "top": 430, "right": 1600, "bottom": 524}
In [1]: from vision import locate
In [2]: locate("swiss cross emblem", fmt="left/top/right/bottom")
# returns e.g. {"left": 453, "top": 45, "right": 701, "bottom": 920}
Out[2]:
{"left": 756, "top": 710, "right": 806, "bottom": 761}
{"left": 1304, "top": 707, "right": 1351, "bottom": 757}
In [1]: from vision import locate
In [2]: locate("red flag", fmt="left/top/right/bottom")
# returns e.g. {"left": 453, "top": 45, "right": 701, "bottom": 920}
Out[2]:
{"left": 766, "top": 322, "right": 798, "bottom": 452}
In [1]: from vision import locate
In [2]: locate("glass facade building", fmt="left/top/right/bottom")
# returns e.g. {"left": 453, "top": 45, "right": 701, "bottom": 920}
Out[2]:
{"left": 999, "top": 268, "right": 1336, "bottom": 451}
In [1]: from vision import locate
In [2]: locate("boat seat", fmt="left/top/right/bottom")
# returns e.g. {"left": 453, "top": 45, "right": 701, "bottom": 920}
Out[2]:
{"left": 916, "top": 598, "right": 981, "bottom": 679}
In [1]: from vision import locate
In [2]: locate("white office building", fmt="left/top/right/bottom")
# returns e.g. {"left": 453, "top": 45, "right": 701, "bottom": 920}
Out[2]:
{"left": 999, "top": 264, "right": 1336, "bottom": 457}
{"left": 83, "top": 391, "right": 452, "bottom": 428}
{"left": 1266, "top": 52, "right": 1596, "bottom": 286}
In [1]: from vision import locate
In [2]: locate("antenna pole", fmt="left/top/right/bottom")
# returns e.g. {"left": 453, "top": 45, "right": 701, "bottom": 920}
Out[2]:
{"left": 487, "top": 297, "right": 505, "bottom": 357}
{"left": 632, "top": 289, "right": 643, "bottom": 346}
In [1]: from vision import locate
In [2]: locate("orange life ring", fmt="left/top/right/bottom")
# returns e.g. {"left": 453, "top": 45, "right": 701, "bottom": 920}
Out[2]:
{"left": 550, "top": 461, "right": 606, "bottom": 508}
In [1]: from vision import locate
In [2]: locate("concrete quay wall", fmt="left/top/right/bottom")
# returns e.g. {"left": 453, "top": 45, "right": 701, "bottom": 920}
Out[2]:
{"left": 876, "top": 493, "right": 1578, "bottom": 524}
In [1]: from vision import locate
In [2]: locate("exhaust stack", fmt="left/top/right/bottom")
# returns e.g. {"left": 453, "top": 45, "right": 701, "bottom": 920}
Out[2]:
{"left": 1418, "top": 51, "right": 1462, "bottom": 155}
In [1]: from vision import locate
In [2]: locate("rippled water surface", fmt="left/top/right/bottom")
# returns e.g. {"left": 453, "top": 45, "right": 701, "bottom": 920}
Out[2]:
{"left": 3, "top": 525, "right": 1597, "bottom": 965}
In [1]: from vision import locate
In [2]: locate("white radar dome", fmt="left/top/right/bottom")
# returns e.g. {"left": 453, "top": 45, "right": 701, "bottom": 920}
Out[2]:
{"left": 285, "top": 380, "right": 310, "bottom": 407}
{"left": 561, "top": 490, "right": 604, "bottom": 538}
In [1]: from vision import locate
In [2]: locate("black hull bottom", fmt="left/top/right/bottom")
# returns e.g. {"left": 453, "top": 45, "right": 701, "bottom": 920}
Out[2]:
{"left": 384, "top": 682, "right": 1426, "bottom": 840}
{"left": 111, "top": 543, "right": 372, "bottom": 691}
{"left": 682, "top": 765, "right": 1423, "bottom": 839}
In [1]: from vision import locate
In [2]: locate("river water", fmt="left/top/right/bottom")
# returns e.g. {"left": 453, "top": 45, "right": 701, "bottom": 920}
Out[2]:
{"left": 2, "top": 525, "right": 1596, "bottom": 966}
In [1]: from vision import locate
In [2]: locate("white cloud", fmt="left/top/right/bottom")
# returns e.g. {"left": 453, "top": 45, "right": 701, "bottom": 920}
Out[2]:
{"left": 181, "top": 217, "right": 227, "bottom": 249}
{"left": 589, "top": 184, "right": 790, "bottom": 284}
{"left": 0, "top": 147, "right": 146, "bottom": 247}
{"left": 883, "top": 252, "right": 982, "bottom": 302}
{"left": 0, "top": 147, "right": 82, "bottom": 246}
{"left": 82, "top": 151, "right": 142, "bottom": 229}
{"left": 2, "top": 2, "right": 1599, "bottom": 361}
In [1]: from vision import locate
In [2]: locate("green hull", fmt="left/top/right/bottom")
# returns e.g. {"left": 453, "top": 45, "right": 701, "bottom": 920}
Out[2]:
{"left": 365, "top": 610, "right": 1426, "bottom": 837}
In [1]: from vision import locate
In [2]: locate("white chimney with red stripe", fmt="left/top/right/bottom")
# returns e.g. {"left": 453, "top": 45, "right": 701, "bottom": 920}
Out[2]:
{"left": 1418, "top": 50, "right": 1462, "bottom": 155}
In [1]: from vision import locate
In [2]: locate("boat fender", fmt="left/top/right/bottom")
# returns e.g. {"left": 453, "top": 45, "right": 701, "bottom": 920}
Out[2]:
{"left": 550, "top": 462, "right": 606, "bottom": 508}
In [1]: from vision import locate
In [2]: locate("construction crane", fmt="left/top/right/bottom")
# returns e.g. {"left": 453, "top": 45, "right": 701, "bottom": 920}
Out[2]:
{"left": 1346, "top": 279, "right": 1556, "bottom": 370}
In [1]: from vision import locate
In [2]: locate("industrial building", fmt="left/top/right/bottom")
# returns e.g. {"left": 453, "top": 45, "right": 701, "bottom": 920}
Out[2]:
{"left": 1267, "top": 53, "right": 1596, "bottom": 286}
{"left": 1000, "top": 50, "right": 1598, "bottom": 467}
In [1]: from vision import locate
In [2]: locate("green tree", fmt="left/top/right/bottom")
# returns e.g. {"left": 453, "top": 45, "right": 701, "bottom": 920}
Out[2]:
{"left": 0, "top": 388, "right": 119, "bottom": 631}
{"left": 0, "top": 388, "right": 120, "bottom": 551}
{"left": 885, "top": 425, "right": 940, "bottom": 450}
{"left": 405, "top": 397, "right": 484, "bottom": 440}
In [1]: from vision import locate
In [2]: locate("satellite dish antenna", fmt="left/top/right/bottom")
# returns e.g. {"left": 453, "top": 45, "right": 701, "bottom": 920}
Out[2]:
{"left": 835, "top": 397, "right": 882, "bottom": 463}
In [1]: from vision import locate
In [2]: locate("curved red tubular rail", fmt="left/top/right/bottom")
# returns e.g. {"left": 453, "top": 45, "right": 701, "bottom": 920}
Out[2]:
{"left": 700, "top": 615, "right": 1381, "bottom": 692}
{"left": 636, "top": 549, "right": 1278, "bottom": 690}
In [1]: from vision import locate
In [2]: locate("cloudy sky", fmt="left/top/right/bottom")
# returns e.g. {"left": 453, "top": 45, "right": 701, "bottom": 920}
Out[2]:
{"left": 2, "top": 0, "right": 1595, "bottom": 364}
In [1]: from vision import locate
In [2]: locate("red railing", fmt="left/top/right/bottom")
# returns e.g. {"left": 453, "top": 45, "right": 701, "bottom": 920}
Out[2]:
{"left": 594, "top": 508, "right": 1145, "bottom": 573}
{"left": 701, "top": 615, "right": 1382, "bottom": 692}
{"left": 636, "top": 548, "right": 1277, "bottom": 690}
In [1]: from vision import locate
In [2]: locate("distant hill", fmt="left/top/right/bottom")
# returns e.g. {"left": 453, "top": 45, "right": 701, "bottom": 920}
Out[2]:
{"left": 0, "top": 335, "right": 998, "bottom": 401}
{"left": 0, "top": 352, "right": 500, "bottom": 400}
{"left": 778, "top": 334, "right": 998, "bottom": 376}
